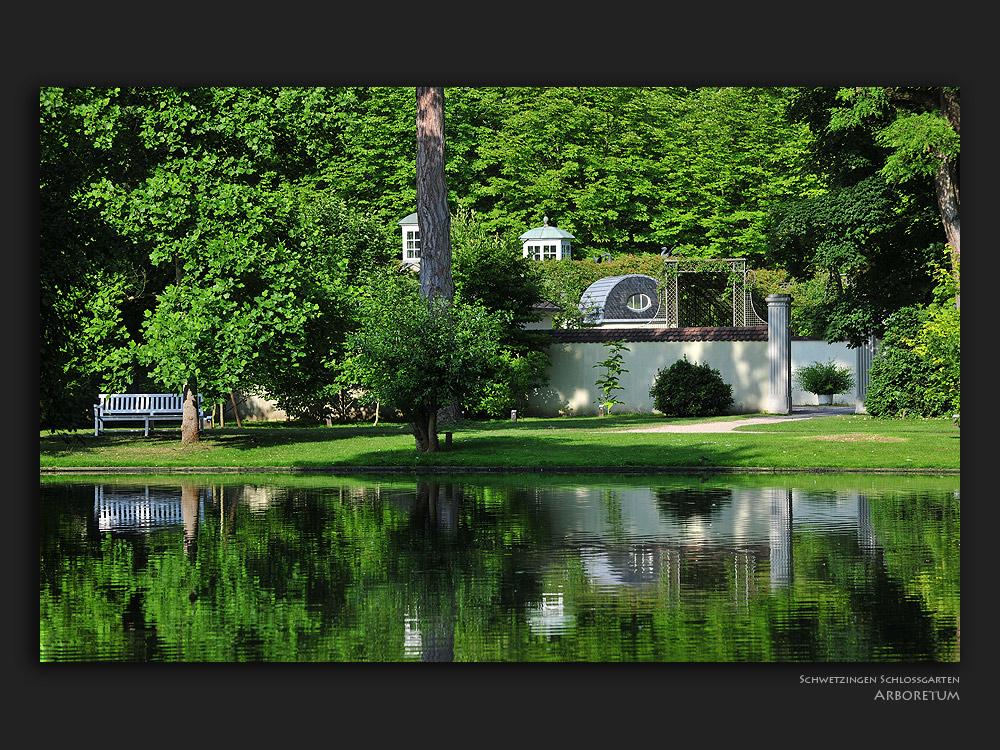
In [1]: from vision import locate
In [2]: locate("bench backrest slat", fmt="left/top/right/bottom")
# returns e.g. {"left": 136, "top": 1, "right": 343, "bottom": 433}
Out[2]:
{"left": 149, "top": 394, "right": 183, "bottom": 411}
{"left": 101, "top": 394, "right": 149, "bottom": 412}
{"left": 98, "top": 393, "right": 199, "bottom": 414}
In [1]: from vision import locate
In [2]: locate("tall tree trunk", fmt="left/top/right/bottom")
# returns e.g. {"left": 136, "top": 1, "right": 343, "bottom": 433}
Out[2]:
{"left": 888, "top": 87, "right": 960, "bottom": 309}
{"left": 181, "top": 377, "right": 200, "bottom": 444}
{"left": 411, "top": 401, "right": 439, "bottom": 453}
{"left": 425, "top": 407, "right": 439, "bottom": 453}
{"left": 174, "top": 254, "right": 202, "bottom": 444}
{"left": 181, "top": 480, "right": 200, "bottom": 557}
{"left": 414, "top": 86, "right": 453, "bottom": 453}
{"left": 931, "top": 152, "right": 961, "bottom": 309}
{"left": 415, "top": 86, "right": 454, "bottom": 304}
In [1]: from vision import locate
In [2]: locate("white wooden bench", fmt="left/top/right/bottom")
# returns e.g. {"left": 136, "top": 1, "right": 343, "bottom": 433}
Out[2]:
{"left": 93, "top": 393, "right": 213, "bottom": 436}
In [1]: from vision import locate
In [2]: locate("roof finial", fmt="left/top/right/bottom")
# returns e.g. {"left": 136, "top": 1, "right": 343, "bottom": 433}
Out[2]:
{"left": 543, "top": 215, "right": 550, "bottom": 226}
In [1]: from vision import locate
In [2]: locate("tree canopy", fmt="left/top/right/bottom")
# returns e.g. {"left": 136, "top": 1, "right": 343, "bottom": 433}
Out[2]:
{"left": 41, "top": 85, "right": 959, "bottom": 430}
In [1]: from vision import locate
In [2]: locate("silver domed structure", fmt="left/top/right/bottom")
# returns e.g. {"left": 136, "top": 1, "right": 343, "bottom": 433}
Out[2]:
{"left": 579, "top": 274, "right": 661, "bottom": 326}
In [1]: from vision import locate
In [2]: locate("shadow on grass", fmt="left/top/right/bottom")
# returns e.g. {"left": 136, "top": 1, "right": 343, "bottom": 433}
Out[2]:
{"left": 41, "top": 415, "right": 688, "bottom": 458}
{"left": 39, "top": 423, "right": 416, "bottom": 458}
{"left": 317, "top": 431, "right": 774, "bottom": 470}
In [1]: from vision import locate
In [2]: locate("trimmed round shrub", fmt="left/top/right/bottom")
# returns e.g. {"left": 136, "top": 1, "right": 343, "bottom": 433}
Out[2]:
{"left": 793, "top": 359, "right": 855, "bottom": 395}
{"left": 649, "top": 356, "right": 734, "bottom": 417}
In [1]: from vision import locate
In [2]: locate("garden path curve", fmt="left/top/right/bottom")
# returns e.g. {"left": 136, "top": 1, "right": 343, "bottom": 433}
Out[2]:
{"left": 618, "top": 406, "right": 858, "bottom": 433}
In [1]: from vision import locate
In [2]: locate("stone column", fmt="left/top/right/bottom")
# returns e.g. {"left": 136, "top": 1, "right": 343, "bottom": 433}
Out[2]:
{"left": 854, "top": 335, "right": 877, "bottom": 414}
{"left": 766, "top": 294, "right": 792, "bottom": 414}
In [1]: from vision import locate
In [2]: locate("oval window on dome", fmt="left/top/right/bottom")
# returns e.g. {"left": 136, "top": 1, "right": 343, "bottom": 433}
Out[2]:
{"left": 627, "top": 293, "right": 652, "bottom": 312}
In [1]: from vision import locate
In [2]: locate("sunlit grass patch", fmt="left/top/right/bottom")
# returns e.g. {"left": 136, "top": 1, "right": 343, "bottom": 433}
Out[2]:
{"left": 800, "top": 433, "right": 907, "bottom": 443}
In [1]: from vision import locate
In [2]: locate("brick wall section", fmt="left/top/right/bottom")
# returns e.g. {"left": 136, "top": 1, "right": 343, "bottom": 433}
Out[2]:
{"left": 545, "top": 326, "right": 768, "bottom": 343}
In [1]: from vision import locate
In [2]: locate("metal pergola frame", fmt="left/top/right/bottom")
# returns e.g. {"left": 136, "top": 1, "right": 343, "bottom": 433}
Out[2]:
{"left": 646, "top": 258, "right": 767, "bottom": 328}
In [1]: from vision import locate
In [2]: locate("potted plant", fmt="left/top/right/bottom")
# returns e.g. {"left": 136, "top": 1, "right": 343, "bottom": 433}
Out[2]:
{"left": 793, "top": 359, "right": 855, "bottom": 405}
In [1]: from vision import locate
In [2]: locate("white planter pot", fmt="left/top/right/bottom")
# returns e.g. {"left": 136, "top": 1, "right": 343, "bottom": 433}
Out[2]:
{"left": 817, "top": 393, "right": 833, "bottom": 405}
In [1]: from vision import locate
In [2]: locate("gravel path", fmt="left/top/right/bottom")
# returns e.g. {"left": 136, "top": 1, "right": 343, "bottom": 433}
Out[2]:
{"left": 618, "top": 406, "right": 858, "bottom": 433}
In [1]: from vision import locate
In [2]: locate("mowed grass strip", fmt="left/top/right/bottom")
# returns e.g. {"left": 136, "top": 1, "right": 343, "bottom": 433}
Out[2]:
{"left": 39, "top": 413, "right": 959, "bottom": 472}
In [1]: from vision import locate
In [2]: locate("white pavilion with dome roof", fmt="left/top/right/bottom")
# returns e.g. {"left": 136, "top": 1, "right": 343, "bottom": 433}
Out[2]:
{"left": 398, "top": 212, "right": 421, "bottom": 267}
{"left": 519, "top": 216, "right": 573, "bottom": 260}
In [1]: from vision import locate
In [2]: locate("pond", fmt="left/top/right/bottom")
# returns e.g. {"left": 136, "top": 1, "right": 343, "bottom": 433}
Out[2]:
{"left": 39, "top": 472, "right": 960, "bottom": 662}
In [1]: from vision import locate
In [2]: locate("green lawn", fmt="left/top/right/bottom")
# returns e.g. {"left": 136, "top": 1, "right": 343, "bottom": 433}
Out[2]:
{"left": 40, "top": 413, "right": 960, "bottom": 473}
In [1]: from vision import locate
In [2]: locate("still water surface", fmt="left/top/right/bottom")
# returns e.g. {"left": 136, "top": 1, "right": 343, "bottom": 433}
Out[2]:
{"left": 40, "top": 473, "right": 959, "bottom": 662}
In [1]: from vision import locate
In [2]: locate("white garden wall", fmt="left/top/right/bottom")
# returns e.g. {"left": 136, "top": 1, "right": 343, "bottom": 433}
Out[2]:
{"left": 789, "top": 339, "right": 860, "bottom": 407}
{"left": 527, "top": 336, "right": 860, "bottom": 417}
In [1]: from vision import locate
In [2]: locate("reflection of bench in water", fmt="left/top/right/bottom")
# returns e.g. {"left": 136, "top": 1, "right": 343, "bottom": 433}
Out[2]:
{"left": 94, "top": 486, "right": 208, "bottom": 532}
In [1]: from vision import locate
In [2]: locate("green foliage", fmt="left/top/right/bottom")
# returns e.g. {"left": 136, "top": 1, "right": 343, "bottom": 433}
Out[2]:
{"left": 252, "top": 192, "right": 395, "bottom": 421}
{"left": 40, "top": 87, "right": 167, "bottom": 428}
{"left": 450, "top": 205, "right": 551, "bottom": 417}
{"left": 135, "top": 188, "right": 379, "bottom": 413}
{"left": 472, "top": 349, "right": 551, "bottom": 419}
{"left": 768, "top": 176, "right": 940, "bottom": 346}
{"left": 865, "top": 303, "right": 960, "bottom": 418}
{"left": 750, "top": 267, "right": 827, "bottom": 337}
{"left": 442, "top": 86, "right": 820, "bottom": 259}
{"left": 651, "top": 87, "right": 824, "bottom": 261}
{"left": 793, "top": 360, "right": 855, "bottom": 395}
{"left": 451, "top": 204, "right": 543, "bottom": 329}
{"left": 39, "top": 87, "right": 401, "bottom": 430}
{"left": 593, "top": 341, "right": 630, "bottom": 414}
{"left": 649, "top": 356, "right": 734, "bottom": 417}
{"left": 830, "top": 87, "right": 960, "bottom": 184}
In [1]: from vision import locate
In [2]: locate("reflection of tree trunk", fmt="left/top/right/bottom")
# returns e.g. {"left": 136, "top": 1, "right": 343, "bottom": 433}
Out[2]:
{"left": 421, "top": 591, "right": 455, "bottom": 663}
{"left": 414, "top": 481, "right": 461, "bottom": 535}
{"left": 954, "top": 612, "right": 960, "bottom": 662}
{"left": 221, "top": 484, "right": 243, "bottom": 549}
{"left": 412, "top": 479, "right": 458, "bottom": 662}
{"left": 181, "top": 481, "right": 199, "bottom": 558}
{"left": 414, "top": 480, "right": 436, "bottom": 532}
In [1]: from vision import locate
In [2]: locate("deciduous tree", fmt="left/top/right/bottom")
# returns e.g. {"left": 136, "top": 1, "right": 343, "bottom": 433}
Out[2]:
{"left": 349, "top": 276, "right": 508, "bottom": 452}
{"left": 41, "top": 87, "right": 390, "bottom": 439}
